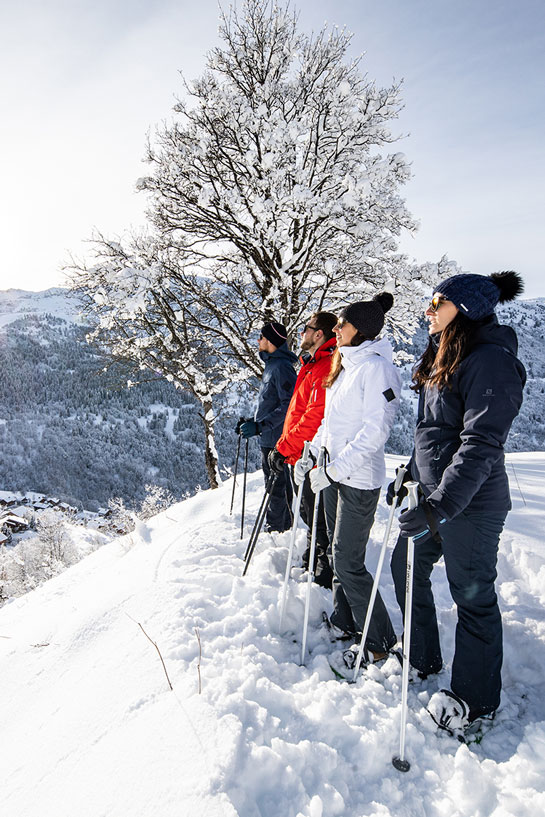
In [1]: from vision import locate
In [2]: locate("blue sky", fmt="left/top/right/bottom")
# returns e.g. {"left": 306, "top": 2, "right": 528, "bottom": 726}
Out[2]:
{"left": 1, "top": 0, "right": 543, "bottom": 296}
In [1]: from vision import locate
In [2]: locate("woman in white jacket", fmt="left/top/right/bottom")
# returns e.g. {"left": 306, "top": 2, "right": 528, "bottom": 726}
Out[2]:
{"left": 297, "top": 293, "right": 400, "bottom": 663}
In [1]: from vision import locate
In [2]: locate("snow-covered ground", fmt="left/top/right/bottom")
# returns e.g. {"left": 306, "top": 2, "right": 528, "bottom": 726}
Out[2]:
{"left": 1, "top": 453, "right": 544, "bottom": 816}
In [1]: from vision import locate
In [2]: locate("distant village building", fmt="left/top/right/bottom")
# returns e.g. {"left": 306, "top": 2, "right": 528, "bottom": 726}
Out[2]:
{"left": 0, "top": 513, "right": 29, "bottom": 534}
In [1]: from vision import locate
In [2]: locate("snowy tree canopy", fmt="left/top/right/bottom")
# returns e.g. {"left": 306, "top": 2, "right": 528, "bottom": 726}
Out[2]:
{"left": 135, "top": 0, "right": 425, "bottom": 363}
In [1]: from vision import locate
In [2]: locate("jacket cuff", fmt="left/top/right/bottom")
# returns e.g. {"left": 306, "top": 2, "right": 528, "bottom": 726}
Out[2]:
{"left": 426, "top": 491, "right": 458, "bottom": 522}
{"left": 325, "top": 463, "right": 340, "bottom": 484}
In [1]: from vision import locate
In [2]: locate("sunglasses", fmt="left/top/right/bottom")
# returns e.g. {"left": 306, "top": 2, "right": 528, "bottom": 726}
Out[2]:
{"left": 299, "top": 324, "right": 318, "bottom": 333}
{"left": 428, "top": 295, "right": 448, "bottom": 313}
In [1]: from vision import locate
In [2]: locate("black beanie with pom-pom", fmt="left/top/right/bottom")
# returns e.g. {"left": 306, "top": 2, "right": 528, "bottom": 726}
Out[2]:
{"left": 339, "top": 292, "right": 394, "bottom": 339}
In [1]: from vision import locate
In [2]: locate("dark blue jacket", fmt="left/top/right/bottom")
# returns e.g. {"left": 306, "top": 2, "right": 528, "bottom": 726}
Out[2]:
{"left": 255, "top": 343, "right": 298, "bottom": 449}
{"left": 412, "top": 316, "right": 526, "bottom": 520}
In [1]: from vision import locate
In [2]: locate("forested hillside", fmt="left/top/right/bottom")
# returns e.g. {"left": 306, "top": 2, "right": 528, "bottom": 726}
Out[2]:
{"left": 0, "top": 313, "right": 258, "bottom": 508}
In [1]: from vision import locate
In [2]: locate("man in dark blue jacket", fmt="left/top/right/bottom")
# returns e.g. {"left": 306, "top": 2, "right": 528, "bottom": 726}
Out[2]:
{"left": 240, "top": 321, "right": 297, "bottom": 532}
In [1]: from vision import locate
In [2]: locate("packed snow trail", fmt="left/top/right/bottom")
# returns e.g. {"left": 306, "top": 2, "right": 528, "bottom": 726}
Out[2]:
{"left": 1, "top": 454, "right": 544, "bottom": 816}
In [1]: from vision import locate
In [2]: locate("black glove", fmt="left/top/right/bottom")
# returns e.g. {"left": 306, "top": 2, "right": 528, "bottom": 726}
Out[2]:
{"left": 386, "top": 464, "right": 410, "bottom": 507}
{"left": 240, "top": 419, "right": 260, "bottom": 439}
{"left": 399, "top": 501, "right": 445, "bottom": 542}
{"left": 268, "top": 448, "right": 286, "bottom": 474}
{"left": 235, "top": 416, "right": 247, "bottom": 434}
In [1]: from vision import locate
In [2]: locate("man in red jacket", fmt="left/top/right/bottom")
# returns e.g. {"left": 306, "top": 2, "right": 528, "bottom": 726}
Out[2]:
{"left": 269, "top": 311, "right": 337, "bottom": 588}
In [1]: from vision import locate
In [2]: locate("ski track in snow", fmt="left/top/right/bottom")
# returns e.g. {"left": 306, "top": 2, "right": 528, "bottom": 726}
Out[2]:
{"left": 1, "top": 454, "right": 545, "bottom": 816}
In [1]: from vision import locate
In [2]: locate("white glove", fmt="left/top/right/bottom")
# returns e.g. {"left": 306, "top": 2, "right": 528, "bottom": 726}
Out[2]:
{"left": 293, "top": 455, "right": 313, "bottom": 486}
{"left": 309, "top": 465, "right": 338, "bottom": 494}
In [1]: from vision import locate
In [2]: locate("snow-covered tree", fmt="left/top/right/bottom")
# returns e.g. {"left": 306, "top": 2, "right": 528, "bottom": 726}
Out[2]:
{"left": 36, "top": 511, "right": 75, "bottom": 574}
{"left": 69, "top": 0, "right": 445, "bottom": 486}
{"left": 68, "top": 235, "right": 246, "bottom": 487}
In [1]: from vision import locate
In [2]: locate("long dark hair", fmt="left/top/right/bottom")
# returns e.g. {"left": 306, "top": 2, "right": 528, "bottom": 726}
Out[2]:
{"left": 412, "top": 313, "right": 482, "bottom": 392}
{"left": 324, "top": 330, "right": 368, "bottom": 388}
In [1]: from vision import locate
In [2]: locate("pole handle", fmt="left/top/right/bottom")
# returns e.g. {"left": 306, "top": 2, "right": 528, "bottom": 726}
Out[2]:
{"left": 406, "top": 482, "right": 419, "bottom": 512}
{"left": 301, "top": 440, "right": 311, "bottom": 466}
{"left": 393, "top": 464, "right": 407, "bottom": 493}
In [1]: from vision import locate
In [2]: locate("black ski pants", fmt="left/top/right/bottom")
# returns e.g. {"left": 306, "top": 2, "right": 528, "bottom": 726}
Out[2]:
{"left": 390, "top": 509, "right": 506, "bottom": 719}
{"left": 261, "top": 446, "right": 293, "bottom": 532}
{"left": 298, "top": 472, "right": 333, "bottom": 587}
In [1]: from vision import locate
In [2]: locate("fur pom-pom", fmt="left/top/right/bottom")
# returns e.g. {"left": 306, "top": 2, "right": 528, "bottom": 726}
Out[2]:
{"left": 490, "top": 271, "right": 524, "bottom": 303}
{"left": 374, "top": 291, "right": 394, "bottom": 314}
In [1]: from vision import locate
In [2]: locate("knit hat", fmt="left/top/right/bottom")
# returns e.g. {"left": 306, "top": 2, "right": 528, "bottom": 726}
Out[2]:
{"left": 339, "top": 292, "right": 394, "bottom": 339}
{"left": 261, "top": 321, "right": 288, "bottom": 347}
{"left": 435, "top": 271, "right": 524, "bottom": 320}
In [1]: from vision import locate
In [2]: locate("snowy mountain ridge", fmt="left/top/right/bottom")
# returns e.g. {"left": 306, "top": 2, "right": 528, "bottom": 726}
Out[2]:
{"left": 1, "top": 454, "right": 544, "bottom": 816}
{"left": 0, "top": 287, "right": 84, "bottom": 328}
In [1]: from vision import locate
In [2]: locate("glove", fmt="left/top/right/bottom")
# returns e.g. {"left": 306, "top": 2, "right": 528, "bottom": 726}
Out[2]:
{"left": 309, "top": 464, "right": 339, "bottom": 494}
{"left": 240, "top": 420, "right": 260, "bottom": 438}
{"left": 293, "top": 452, "right": 315, "bottom": 486}
{"left": 268, "top": 448, "right": 286, "bottom": 474}
{"left": 399, "top": 502, "right": 445, "bottom": 542}
{"left": 235, "top": 416, "right": 247, "bottom": 434}
{"left": 386, "top": 464, "right": 410, "bottom": 507}
{"left": 309, "top": 467, "right": 330, "bottom": 494}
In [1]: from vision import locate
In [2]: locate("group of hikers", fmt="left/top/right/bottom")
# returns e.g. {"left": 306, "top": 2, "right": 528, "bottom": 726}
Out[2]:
{"left": 237, "top": 270, "right": 526, "bottom": 737}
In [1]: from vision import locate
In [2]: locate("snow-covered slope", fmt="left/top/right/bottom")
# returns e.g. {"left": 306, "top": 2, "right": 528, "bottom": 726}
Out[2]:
{"left": 1, "top": 454, "right": 545, "bottom": 817}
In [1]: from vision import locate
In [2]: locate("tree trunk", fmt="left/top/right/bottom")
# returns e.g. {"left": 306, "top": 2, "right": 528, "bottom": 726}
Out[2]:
{"left": 200, "top": 399, "right": 222, "bottom": 489}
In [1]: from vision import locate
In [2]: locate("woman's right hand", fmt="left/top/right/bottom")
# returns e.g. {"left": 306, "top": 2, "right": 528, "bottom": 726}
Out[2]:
{"left": 386, "top": 464, "right": 410, "bottom": 506}
{"left": 293, "top": 453, "right": 315, "bottom": 486}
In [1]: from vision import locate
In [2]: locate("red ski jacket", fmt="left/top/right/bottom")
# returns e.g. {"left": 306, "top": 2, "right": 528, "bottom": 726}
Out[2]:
{"left": 275, "top": 337, "right": 336, "bottom": 465}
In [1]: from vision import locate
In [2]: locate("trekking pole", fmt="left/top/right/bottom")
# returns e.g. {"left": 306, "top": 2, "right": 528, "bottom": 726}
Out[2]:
{"left": 278, "top": 441, "right": 311, "bottom": 632}
{"left": 351, "top": 465, "right": 408, "bottom": 682}
{"left": 240, "top": 438, "right": 249, "bottom": 538}
{"left": 301, "top": 446, "right": 326, "bottom": 665}
{"left": 230, "top": 433, "right": 242, "bottom": 516}
{"left": 392, "top": 480, "right": 419, "bottom": 774}
{"left": 242, "top": 471, "right": 277, "bottom": 575}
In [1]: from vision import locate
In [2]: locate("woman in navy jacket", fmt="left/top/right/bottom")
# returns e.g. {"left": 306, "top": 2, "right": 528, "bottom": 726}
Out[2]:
{"left": 390, "top": 271, "right": 526, "bottom": 734}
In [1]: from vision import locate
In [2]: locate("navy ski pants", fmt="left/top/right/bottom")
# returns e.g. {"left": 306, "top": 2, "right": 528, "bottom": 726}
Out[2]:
{"left": 391, "top": 509, "right": 506, "bottom": 719}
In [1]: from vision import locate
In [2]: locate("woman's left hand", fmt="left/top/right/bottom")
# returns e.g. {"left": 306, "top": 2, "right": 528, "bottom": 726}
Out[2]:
{"left": 399, "top": 502, "right": 445, "bottom": 542}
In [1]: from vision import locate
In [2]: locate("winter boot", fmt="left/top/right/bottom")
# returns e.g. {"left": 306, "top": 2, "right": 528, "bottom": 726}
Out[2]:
{"left": 342, "top": 643, "right": 389, "bottom": 670}
{"left": 427, "top": 689, "right": 470, "bottom": 736}
{"left": 320, "top": 613, "right": 355, "bottom": 642}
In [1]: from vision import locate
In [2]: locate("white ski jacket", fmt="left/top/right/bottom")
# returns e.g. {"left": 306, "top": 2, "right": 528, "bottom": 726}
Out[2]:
{"left": 311, "top": 337, "right": 401, "bottom": 490}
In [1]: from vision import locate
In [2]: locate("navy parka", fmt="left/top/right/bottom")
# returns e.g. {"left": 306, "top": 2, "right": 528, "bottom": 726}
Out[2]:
{"left": 255, "top": 343, "right": 298, "bottom": 449}
{"left": 411, "top": 315, "right": 526, "bottom": 520}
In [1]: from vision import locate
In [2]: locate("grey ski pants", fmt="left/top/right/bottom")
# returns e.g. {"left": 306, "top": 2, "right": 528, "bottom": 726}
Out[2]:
{"left": 323, "top": 482, "right": 396, "bottom": 653}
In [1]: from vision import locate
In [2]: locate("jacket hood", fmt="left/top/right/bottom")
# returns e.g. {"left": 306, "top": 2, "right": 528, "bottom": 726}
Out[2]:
{"left": 259, "top": 342, "right": 299, "bottom": 365}
{"left": 472, "top": 314, "right": 519, "bottom": 355}
{"left": 339, "top": 335, "right": 394, "bottom": 367}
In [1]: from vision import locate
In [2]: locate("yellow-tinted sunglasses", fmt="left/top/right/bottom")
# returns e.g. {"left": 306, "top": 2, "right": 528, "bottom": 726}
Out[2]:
{"left": 428, "top": 295, "right": 448, "bottom": 312}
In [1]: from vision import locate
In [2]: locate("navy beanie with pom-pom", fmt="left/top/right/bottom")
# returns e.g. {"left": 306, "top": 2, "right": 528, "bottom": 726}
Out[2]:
{"left": 436, "top": 271, "right": 524, "bottom": 320}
